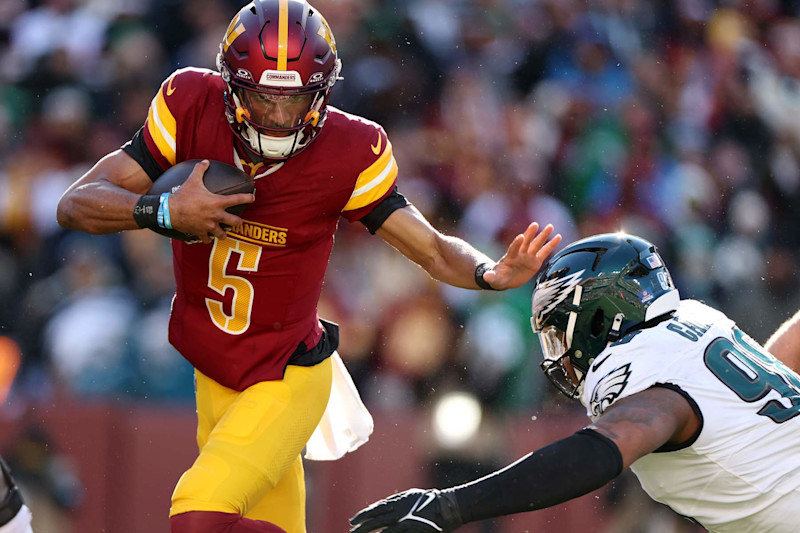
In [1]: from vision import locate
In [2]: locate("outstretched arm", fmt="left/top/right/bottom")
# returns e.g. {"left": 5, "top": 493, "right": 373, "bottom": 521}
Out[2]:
{"left": 350, "top": 386, "right": 698, "bottom": 532}
{"left": 765, "top": 310, "right": 800, "bottom": 374}
{"left": 376, "top": 205, "right": 561, "bottom": 290}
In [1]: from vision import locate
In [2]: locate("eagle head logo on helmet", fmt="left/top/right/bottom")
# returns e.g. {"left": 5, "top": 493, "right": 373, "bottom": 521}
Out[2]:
{"left": 217, "top": 0, "right": 342, "bottom": 161}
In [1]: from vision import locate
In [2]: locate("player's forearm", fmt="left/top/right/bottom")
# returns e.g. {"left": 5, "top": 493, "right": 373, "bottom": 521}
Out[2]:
{"left": 426, "top": 234, "right": 494, "bottom": 290}
{"left": 448, "top": 429, "right": 623, "bottom": 523}
{"left": 57, "top": 180, "right": 143, "bottom": 234}
{"left": 765, "top": 310, "right": 800, "bottom": 373}
{"left": 377, "top": 206, "right": 495, "bottom": 290}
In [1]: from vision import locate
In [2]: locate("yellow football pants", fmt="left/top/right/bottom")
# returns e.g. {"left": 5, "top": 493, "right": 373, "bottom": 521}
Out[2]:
{"left": 170, "top": 357, "right": 332, "bottom": 533}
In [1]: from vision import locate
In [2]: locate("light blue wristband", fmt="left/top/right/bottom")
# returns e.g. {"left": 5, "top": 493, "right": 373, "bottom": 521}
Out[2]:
{"left": 162, "top": 193, "right": 173, "bottom": 229}
{"left": 157, "top": 193, "right": 172, "bottom": 229}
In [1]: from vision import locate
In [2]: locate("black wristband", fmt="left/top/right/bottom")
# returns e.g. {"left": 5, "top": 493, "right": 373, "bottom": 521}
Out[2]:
{"left": 133, "top": 194, "right": 161, "bottom": 229}
{"left": 475, "top": 263, "right": 497, "bottom": 290}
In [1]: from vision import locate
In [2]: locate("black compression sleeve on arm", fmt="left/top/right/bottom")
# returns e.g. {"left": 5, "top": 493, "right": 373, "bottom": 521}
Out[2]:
{"left": 449, "top": 429, "right": 623, "bottom": 524}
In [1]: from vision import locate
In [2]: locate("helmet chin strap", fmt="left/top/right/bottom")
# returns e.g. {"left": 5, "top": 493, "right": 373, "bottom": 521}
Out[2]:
{"left": 564, "top": 285, "right": 586, "bottom": 391}
{"left": 565, "top": 285, "right": 583, "bottom": 355}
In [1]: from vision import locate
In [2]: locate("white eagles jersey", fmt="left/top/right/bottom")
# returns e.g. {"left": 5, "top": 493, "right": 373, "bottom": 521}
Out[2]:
{"left": 581, "top": 299, "right": 800, "bottom": 533}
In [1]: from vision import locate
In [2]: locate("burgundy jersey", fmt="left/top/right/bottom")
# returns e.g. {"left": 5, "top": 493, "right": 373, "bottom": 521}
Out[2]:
{"left": 136, "top": 67, "right": 398, "bottom": 390}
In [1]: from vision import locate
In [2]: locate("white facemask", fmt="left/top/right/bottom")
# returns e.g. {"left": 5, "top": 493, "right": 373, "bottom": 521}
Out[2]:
{"left": 241, "top": 125, "right": 305, "bottom": 159}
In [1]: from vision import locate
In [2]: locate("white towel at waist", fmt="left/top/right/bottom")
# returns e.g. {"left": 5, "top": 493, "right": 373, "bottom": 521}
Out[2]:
{"left": 305, "top": 351, "right": 374, "bottom": 461}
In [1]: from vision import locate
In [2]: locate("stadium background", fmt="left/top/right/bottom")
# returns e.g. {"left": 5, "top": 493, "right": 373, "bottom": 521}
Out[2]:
{"left": 1, "top": 0, "right": 799, "bottom": 531}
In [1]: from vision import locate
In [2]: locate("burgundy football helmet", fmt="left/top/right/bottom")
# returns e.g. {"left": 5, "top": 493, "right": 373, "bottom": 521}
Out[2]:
{"left": 216, "top": 0, "right": 342, "bottom": 160}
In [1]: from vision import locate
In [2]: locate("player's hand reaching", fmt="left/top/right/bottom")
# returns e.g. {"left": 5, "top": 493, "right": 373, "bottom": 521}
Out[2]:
{"left": 349, "top": 488, "right": 463, "bottom": 533}
{"left": 482, "top": 222, "right": 561, "bottom": 290}
{"left": 168, "top": 160, "right": 255, "bottom": 243}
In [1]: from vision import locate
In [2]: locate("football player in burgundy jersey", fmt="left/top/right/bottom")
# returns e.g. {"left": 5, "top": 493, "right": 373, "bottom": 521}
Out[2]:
{"left": 56, "top": 1, "right": 561, "bottom": 532}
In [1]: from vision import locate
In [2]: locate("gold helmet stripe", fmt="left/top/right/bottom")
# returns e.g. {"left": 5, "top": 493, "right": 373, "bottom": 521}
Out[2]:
{"left": 318, "top": 15, "right": 336, "bottom": 53}
{"left": 277, "top": 0, "right": 289, "bottom": 70}
{"left": 223, "top": 13, "right": 245, "bottom": 52}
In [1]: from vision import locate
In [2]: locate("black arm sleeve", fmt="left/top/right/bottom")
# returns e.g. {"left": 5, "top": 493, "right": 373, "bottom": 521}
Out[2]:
{"left": 450, "top": 429, "right": 623, "bottom": 524}
{"left": 121, "top": 127, "right": 165, "bottom": 181}
{"left": 359, "top": 187, "right": 410, "bottom": 234}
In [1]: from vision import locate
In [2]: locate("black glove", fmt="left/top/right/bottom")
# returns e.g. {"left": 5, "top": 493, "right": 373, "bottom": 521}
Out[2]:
{"left": 349, "top": 488, "right": 463, "bottom": 533}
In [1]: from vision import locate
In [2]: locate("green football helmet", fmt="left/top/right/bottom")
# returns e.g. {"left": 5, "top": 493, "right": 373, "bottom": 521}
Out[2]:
{"left": 531, "top": 233, "right": 680, "bottom": 398}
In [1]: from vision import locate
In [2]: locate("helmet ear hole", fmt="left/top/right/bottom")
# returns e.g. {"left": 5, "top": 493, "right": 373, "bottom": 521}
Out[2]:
{"left": 590, "top": 308, "right": 605, "bottom": 338}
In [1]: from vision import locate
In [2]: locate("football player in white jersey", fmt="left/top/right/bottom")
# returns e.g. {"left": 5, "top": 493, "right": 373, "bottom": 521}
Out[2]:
{"left": 350, "top": 233, "right": 800, "bottom": 533}
{"left": 0, "top": 456, "right": 33, "bottom": 533}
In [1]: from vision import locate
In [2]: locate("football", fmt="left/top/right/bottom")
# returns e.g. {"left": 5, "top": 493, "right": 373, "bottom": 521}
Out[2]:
{"left": 147, "top": 159, "right": 255, "bottom": 241}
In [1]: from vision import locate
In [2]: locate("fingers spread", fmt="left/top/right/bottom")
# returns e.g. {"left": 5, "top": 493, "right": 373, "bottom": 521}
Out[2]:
{"left": 537, "top": 233, "right": 562, "bottom": 259}
{"left": 520, "top": 221, "right": 540, "bottom": 248}
{"left": 219, "top": 212, "right": 244, "bottom": 229}
{"left": 187, "top": 160, "right": 210, "bottom": 185}
{"left": 505, "top": 233, "right": 524, "bottom": 258}
{"left": 210, "top": 224, "right": 228, "bottom": 241}
{"left": 528, "top": 223, "right": 554, "bottom": 251}
{"left": 222, "top": 193, "right": 255, "bottom": 207}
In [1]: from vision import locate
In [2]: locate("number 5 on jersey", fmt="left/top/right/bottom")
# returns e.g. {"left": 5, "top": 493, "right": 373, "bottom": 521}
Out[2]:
{"left": 206, "top": 238, "right": 262, "bottom": 334}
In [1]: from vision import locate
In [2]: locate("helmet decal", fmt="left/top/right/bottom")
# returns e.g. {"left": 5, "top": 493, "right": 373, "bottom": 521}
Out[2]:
{"left": 533, "top": 269, "right": 585, "bottom": 325}
{"left": 317, "top": 15, "right": 337, "bottom": 52}
{"left": 276, "top": 0, "right": 289, "bottom": 70}
{"left": 223, "top": 13, "right": 245, "bottom": 52}
{"left": 643, "top": 253, "right": 663, "bottom": 269}
{"left": 258, "top": 70, "right": 302, "bottom": 86}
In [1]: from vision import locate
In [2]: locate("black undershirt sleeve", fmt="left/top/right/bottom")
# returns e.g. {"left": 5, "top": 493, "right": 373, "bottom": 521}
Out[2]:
{"left": 359, "top": 187, "right": 410, "bottom": 234}
{"left": 121, "top": 127, "right": 166, "bottom": 181}
{"left": 450, "top": 428, "right": 623, "bottom": 523}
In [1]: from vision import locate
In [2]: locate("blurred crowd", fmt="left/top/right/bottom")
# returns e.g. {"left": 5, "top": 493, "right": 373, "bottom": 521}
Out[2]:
{"left": 2, "top": 0, "right": 800, "bottom": 478}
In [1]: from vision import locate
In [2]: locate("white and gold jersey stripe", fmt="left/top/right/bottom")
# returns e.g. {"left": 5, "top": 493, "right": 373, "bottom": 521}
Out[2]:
{"left": 343, "top": 138, "right": 398, "bottom": 212}
{"left": 146, "top": 76, "right": 177, "bottom": 165}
